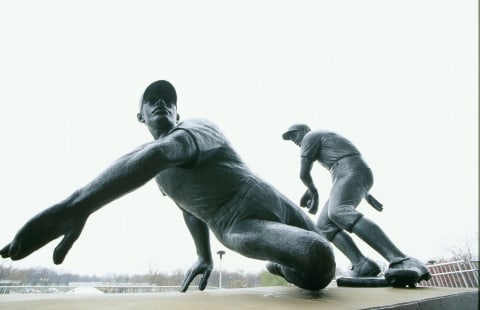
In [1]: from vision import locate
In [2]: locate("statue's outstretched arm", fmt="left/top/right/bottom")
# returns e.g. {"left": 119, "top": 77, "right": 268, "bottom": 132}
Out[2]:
{"left": 1, "top": 131, "right": 198, "bottom": 263}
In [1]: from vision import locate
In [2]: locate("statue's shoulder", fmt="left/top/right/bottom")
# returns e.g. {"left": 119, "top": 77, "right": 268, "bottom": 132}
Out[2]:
{"left": 305, "top": 129, "right": 339, "bottom": 141}
{"left": 310, "top": 129, "right": 334, "bottom": 136}
{"left": 176, "top": 118, "right": 219, "bottom": 131}
{"left": 174, "top": 118, "right": 227, "bottom": 151}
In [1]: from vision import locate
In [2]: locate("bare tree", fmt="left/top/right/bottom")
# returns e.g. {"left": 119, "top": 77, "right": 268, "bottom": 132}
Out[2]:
{"left": 442, "top": 233, "right": 478, "bottom": 261}
{"left": 0, "top": 263, "right": 12, "bottom": 279}
{"left": 146, "top": 263, "right": 160, "bottom": 285}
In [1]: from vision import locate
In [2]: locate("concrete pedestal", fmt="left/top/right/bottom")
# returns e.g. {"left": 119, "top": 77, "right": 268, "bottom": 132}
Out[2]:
{"left": 0, "top": 285, "right": 477, "bottom": 310}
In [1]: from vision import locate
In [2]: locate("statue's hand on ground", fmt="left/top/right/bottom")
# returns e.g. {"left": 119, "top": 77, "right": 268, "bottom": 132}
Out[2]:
{"left": 0, "top": 204, "right": 88, "bottom": 264}
{"left": 180, "top": 256, "right": 213, "bottom": 292}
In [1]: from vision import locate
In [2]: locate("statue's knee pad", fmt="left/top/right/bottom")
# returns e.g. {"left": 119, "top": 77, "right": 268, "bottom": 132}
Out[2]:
{"left": 328, "top": 204, "right": 363, "bottom": 233}
{"left": 316, "top": 212, "right": 341, "bottom": 241}
{"left": 318, "top": 224, "right": 341, "bottom": 241}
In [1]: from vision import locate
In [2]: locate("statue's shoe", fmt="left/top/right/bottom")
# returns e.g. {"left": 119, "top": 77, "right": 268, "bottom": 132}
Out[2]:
{"left": 384, "top": 257, "right": 431, "bottom": 288}
{"left": 350, "top": 257, "right": 381, "bottom": 277}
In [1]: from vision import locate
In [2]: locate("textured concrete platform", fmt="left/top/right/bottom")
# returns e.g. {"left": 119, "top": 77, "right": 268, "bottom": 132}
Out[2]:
{"left": 0, "top": 285, "right": 477, "bottom": 310}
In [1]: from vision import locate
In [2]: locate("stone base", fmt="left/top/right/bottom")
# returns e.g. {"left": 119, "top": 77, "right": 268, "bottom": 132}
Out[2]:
{"left": 0, "top": 284, "right": 477, "bottom": 310}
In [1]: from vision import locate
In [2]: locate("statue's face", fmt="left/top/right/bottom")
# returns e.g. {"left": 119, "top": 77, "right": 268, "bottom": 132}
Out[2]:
{"left": 139, "top": 94, "right": 177, "bottom": 130}
{"left": 291, "top": 131, "right": 305, "bottom": 146}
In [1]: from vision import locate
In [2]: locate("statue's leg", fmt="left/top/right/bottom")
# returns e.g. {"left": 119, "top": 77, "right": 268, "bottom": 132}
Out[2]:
{"left": 351, "top": 217, "right": 405, "bottom": 261}
{"left": 317, "top": 199, "right": 380, "bottom": 276}
{"left": 329, "top": 167, "right": 404, "bottom": 260}
{"left": 220, "top": 219, "right": 336, "bottom": 290}
{"left": 329, "top": 168, "right": 405, "bottom": 262}
{"left": 351, "top": 218, "right": 431, "bottom": 286}
{"left": 331, "top": 231, "right": 364, "bottom": 265}
{"left": 327, "top": 176, "right": 366, "bottom": 233}
{"left": 328, "top": 165, "right": 429, "bottom": 286}
{"left": 332, "top": 232, "right": 381, "bottom": 277}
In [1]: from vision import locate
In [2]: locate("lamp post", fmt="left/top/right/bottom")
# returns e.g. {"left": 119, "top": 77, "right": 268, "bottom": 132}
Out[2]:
{"left": 216, "top": 250, "right": 226, "bottom": 288}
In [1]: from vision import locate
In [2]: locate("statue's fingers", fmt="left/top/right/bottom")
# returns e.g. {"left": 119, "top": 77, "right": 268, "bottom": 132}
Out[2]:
{"left": 308, "top": 204, "right": 318, "bottom": 215}
{"left": 0, "top": 243, "right": 11, "bottom": 258}
{"left": 299, "top": 198, "right": 307, "bottom": 208}
{"left": 180, "top": 270, "right": 195, "bottom": 293}
{"left": 53, "top": 226, "right": 83, "bottom": 265}
{"left": 199, "top": 269, "right": 211, "bottom": 291}
{"left": 6, "top": 240, "right": 22, "bottom": 259}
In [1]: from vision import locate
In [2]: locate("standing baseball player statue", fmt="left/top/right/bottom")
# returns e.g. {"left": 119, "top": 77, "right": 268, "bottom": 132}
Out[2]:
{"left": 282, "top": 124, "right": 431, "bottom": 287}
{"left": 1, "top": 80, "right": 337, "bottom": 292}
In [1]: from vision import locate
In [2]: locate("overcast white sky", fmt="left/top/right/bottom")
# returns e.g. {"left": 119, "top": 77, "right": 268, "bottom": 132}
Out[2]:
{"left": 0, "top": 0, "right": 477, "bottom": 277}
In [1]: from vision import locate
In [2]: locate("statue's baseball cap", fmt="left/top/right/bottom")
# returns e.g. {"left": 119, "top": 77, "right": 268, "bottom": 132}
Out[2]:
{"left": 282, "top": 124, "right": 311, "bottom": 140}
{"left": 139, "top": 80, "right": 177, "bottom": 111}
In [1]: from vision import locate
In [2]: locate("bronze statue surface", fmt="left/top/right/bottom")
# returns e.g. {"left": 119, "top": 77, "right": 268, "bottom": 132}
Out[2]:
{"left": 1, "top": 80, "right": 336, "bottom": 292}
{"left": 283, "top": 124, "right": 431, "bottom": 287}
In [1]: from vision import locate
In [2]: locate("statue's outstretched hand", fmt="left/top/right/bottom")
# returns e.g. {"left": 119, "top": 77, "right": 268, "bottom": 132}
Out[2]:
{"left": 300, "top": 189, "right": 319, "bottom": 215}
{"left": 0, "top": 204, "right": 88, "bottom": 264}
{"left": 180, "top": 257, "right": 213, "bottom": 292}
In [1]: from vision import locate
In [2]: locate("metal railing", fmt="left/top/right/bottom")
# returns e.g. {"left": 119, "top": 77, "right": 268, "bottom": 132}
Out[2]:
{"left": 0, "top": 286, "right": 70, "bottom": 294}
{"left": 418, "top": 260, "right": 479, "bottom": 288}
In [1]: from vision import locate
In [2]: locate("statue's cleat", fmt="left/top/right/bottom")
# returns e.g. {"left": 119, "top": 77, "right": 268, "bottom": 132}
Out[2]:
{"left": 350, "top": 257, "right": 381, "bottom": 277}
{"left": 384, "top": 257, "right": 431, "bottom": 288}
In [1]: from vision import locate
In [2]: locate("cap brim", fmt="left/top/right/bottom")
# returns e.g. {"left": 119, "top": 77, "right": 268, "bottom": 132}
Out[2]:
{"left": 282, "top": 130, "right": 296, "bottom": 140}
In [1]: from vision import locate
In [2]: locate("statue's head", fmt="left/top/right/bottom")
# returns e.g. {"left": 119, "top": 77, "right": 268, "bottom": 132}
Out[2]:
{"left": 282, "top": 123, "right": 311, "bottom": 146}
{"left": 138, "top": 80, "right": 177, "bottom": 113}
{"left": 137, "top": 80, "right": 180, "bottom": 136}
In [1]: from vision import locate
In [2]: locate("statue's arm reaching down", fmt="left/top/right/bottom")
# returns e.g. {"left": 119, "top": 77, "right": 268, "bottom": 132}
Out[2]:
{"left": 180, "top": 211, "right": 213, "bottom": 292}
{"left": 299, "top": 156, "right": 319, "bottom": 214}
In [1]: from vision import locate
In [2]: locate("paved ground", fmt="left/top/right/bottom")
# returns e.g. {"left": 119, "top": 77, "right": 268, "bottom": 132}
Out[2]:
{"left": 0, "top": 285, "right": 477, "bottom": 310}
